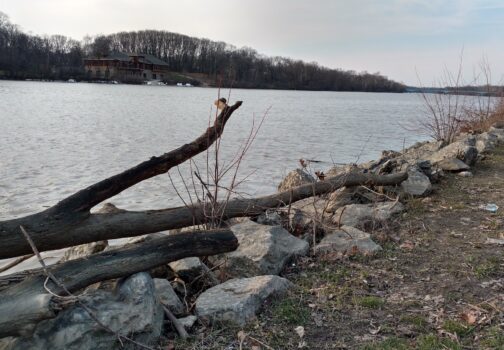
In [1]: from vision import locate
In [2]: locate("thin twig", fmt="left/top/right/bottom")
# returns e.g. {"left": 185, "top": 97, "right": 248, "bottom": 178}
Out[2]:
{"left": 0, "top": 254, "right": 34, "bottom": 273}
{"left": 161, "top": 304, "right": 189, "bottom": 339}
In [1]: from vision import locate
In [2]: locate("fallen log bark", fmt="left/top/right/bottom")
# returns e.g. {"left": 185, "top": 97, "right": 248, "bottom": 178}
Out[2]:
{"left": 0, "top": 171, "right": 407, "bottom": 259}
{"left": 0, "top": 228, "right": 237, "bottom": 338}
{"left": 0, "top": 101, "right": 242, "bottom": 260}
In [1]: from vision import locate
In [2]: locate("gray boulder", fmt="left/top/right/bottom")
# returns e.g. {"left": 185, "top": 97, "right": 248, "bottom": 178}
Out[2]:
{"left": 8, "top": 273, "right": 163, "bottom": 350}
{"left": 436, "top": 158, "right": 470, "bottom": 172}
{"left": 195, "top": 275, "right": 292, "bottom": 325}
{"left": 333, "top": 202, "right": 405, "bottom": 229}
{"left": 211, "top": 220, "right": 309, "bottom": 278}
{"left": 278, "top": 169, "right": 315, "bottom": 192}
{"left": 428, "top": 139, "right": 478, "bottom": 166}
{"left": 476, "top": 132, "right": 499, "bottom": 153}
{"left": 400, "top": 168, "right": 432, "bottom": 197}
{"left": 325, "top": 186, "right": 373, "bottom": 213}
{"left": 154, "top": 279, "right": 184, "bottom": 315}
{"left": 288, "top": 197, "right": 331, "bottom": 234}
{"left": 315, "top": 226, "right": 382, "bottom": 256}
{"left": 489, "top": 126, "right": 504, "bottom": 140}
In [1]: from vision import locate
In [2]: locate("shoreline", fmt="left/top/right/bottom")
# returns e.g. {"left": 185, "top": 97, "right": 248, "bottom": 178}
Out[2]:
{"left": 1, "top": 122, "right": 503, "bottom": 349}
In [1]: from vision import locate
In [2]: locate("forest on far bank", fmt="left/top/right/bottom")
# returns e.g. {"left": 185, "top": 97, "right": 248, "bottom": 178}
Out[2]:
{"left": 0, "top": 11, "right": 406, "bottom": 92}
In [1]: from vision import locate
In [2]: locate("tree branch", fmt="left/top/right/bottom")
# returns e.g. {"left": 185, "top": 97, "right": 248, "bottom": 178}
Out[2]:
{"left": 0, "top": 171, "right": 407, "bottom": 259}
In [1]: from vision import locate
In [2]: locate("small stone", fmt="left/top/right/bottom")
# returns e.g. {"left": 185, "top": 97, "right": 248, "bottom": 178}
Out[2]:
{"left": 168, "top": 257, "right": 214, "bottom": 282}
{"left": 458, "top": 171, "right": 473, "bottom": 177}
{"left": 177, "top": 315, "right": 197, "bottom": 329}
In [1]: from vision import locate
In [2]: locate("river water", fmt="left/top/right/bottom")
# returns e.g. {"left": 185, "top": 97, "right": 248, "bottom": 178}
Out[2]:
{"left": 0, "top": 80, "right": 428, "bottom": 220}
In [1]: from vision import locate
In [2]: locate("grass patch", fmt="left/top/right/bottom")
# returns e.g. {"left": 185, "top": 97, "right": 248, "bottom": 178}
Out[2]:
{"left": 416, "top": 334, "right": 461, "bottom": 350}
{"left": 360, "top": 337, "right": 410, "bottom": 350}
{"left": 474, "top": 257, "right": 501, "bottom": 279}
{"left": 480, "top": 326, "right": 504, "bottom": 348}
{"left": 400, "top": 314, "right": 429, "bottom": 332}
{"left": 442, "top": 320, "right": 474, "bottom": 338}
{"left": 406, "top": 198, "right": 429, "bottom": 216}
{"left": 270, "top": 297, "right": 310, "bottom": 325}
{"left": 353, "top": 296, "right": 385, "bottom": 309}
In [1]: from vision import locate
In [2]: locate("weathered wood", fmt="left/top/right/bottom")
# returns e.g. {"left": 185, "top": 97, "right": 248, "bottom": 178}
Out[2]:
{"left": 0, "top": 229, "right": 237, "bottom": 338}
{"left": 0, "top": 101, "right": 242, "bottom": 259}
{"left": 0, "top": 171, "right": 407, "bottom": 259}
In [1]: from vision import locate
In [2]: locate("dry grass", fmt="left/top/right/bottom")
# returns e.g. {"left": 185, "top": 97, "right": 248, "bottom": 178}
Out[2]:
{"left": 418, "top": 55, "right": 504, "bottom": 142}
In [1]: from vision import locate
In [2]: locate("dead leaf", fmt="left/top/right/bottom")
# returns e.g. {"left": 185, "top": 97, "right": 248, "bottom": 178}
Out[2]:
{"left": 400, "top": 240, "right": 415, "bottom": 250}
{"left": 237, "top": 330, "right": 246, "bottom": 342}
{"left": 164, "top": 340, "right": 175, "bottom": 350}
{"left": 295, "top": 325, "right": 305, "bottom": 338}
{"left": 369, "top": 326, "right": 381, "bottom": 335}
{"left": 461, "top": 310, "right": 479, "bottom": 325}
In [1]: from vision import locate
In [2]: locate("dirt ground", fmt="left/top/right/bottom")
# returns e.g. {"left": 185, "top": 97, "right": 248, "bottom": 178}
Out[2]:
{"left": 172, "top": 146, "right": 504, "bottom": 350}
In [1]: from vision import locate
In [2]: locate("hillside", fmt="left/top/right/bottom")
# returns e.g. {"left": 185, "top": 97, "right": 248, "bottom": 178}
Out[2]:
{"left": 0, "top": 11, "right": 405, "bottom": 92}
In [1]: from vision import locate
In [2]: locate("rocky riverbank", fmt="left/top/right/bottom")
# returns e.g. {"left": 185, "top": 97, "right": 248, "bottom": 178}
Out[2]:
{"left": 1, "top": 126, "right": 503, "bottom": 349}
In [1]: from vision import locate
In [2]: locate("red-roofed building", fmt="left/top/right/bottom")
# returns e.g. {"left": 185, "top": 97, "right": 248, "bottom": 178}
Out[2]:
{"left": 84, "top": 52, "right": 170, "bottom": 82}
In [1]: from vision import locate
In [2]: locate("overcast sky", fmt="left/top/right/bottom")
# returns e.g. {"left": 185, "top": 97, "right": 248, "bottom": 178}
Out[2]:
{"left": 1, "top": 0, "right": 503, "bottom": 85}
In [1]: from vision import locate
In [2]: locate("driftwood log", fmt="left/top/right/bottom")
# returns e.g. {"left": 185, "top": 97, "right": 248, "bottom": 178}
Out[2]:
{"left": 0, "top": 229, "right": 237, "bottom": 338}
{"left": 0, "top": 170, "right": 407, "bottom": 259}
{"left": 0, "top": 101, "right": 242, "bottom": 260}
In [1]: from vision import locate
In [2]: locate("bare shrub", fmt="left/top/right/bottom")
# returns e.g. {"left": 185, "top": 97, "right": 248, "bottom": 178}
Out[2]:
{"left": 417, "top": 54, "right": 504, "bottom": 143}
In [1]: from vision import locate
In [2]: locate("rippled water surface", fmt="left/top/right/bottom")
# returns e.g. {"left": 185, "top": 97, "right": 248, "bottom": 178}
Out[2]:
{"left": 0, "top": 81, "right": 428, "bottom": 220}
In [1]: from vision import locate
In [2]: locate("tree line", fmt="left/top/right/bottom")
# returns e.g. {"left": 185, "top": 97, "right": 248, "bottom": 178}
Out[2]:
{"left": 0, "top": 11, "right": 405, "bottom": 92}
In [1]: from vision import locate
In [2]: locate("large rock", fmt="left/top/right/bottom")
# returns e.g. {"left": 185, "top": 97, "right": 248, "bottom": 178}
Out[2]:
{"left": 8, "top": 273, "right": 163, "bottom": 350}
{"left": 428, "top": 139, "right": 478, "bottom": 167}
{"left": 211, "top": 220, "right": 309, "bottom": 278}
{"left": 436, "top": 158, "right": 470, "bottom": 172}
{"left": 489, "top": 126, "right": 504, "bottom": 140}
{"left": 400, "top": 168, "right": 432, "bottom": 197}
{"left": 288, "top": 197, "right": 331, "bottom": 235}
{"left": 154, "top": 279, "right": 184, "bottom": 315}
{"left": 399, "top": 141, "right": 444, "bottom": 165}
{"left": 325, "top": 186, "right": 375, "bottom": 213}
{"left": 333, "top": 202, "right": 404, "bottom": 229}
{"left": 476, "top": 132, "right": 499, "bottom": 153}
{"left": 278, "top": 169, "right": 315, "bottom": 192}
{"left": 195, "top": 275, "right": 292, "bottom": 325}
{"left": 315, "top": 226, "right": 382, "bottom": 256}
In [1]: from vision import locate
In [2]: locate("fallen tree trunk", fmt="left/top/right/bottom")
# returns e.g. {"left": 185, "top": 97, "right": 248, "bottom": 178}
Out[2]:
{"left": 0, "top": 229, "right": 237, "bottom": 338}
{"left": 0, "top": 101, "right": 243, "bottom": 260}
{"left": 0, "top": 171, "right": 407, "bottom": 259}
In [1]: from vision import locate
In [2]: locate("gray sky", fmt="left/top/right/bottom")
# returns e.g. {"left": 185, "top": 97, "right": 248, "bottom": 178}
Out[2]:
{"left": 2, "top": 0, "right": 503, "bottom": 85}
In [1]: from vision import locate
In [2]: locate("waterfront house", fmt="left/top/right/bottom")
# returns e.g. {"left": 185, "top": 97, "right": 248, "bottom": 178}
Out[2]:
{"left": 83, "top": 52, "right": 170, "bottom": 82}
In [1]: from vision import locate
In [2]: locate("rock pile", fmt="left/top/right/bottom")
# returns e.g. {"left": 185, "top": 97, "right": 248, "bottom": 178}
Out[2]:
{"left": 2, "top": 124, "right": 503, "bottom": 349}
